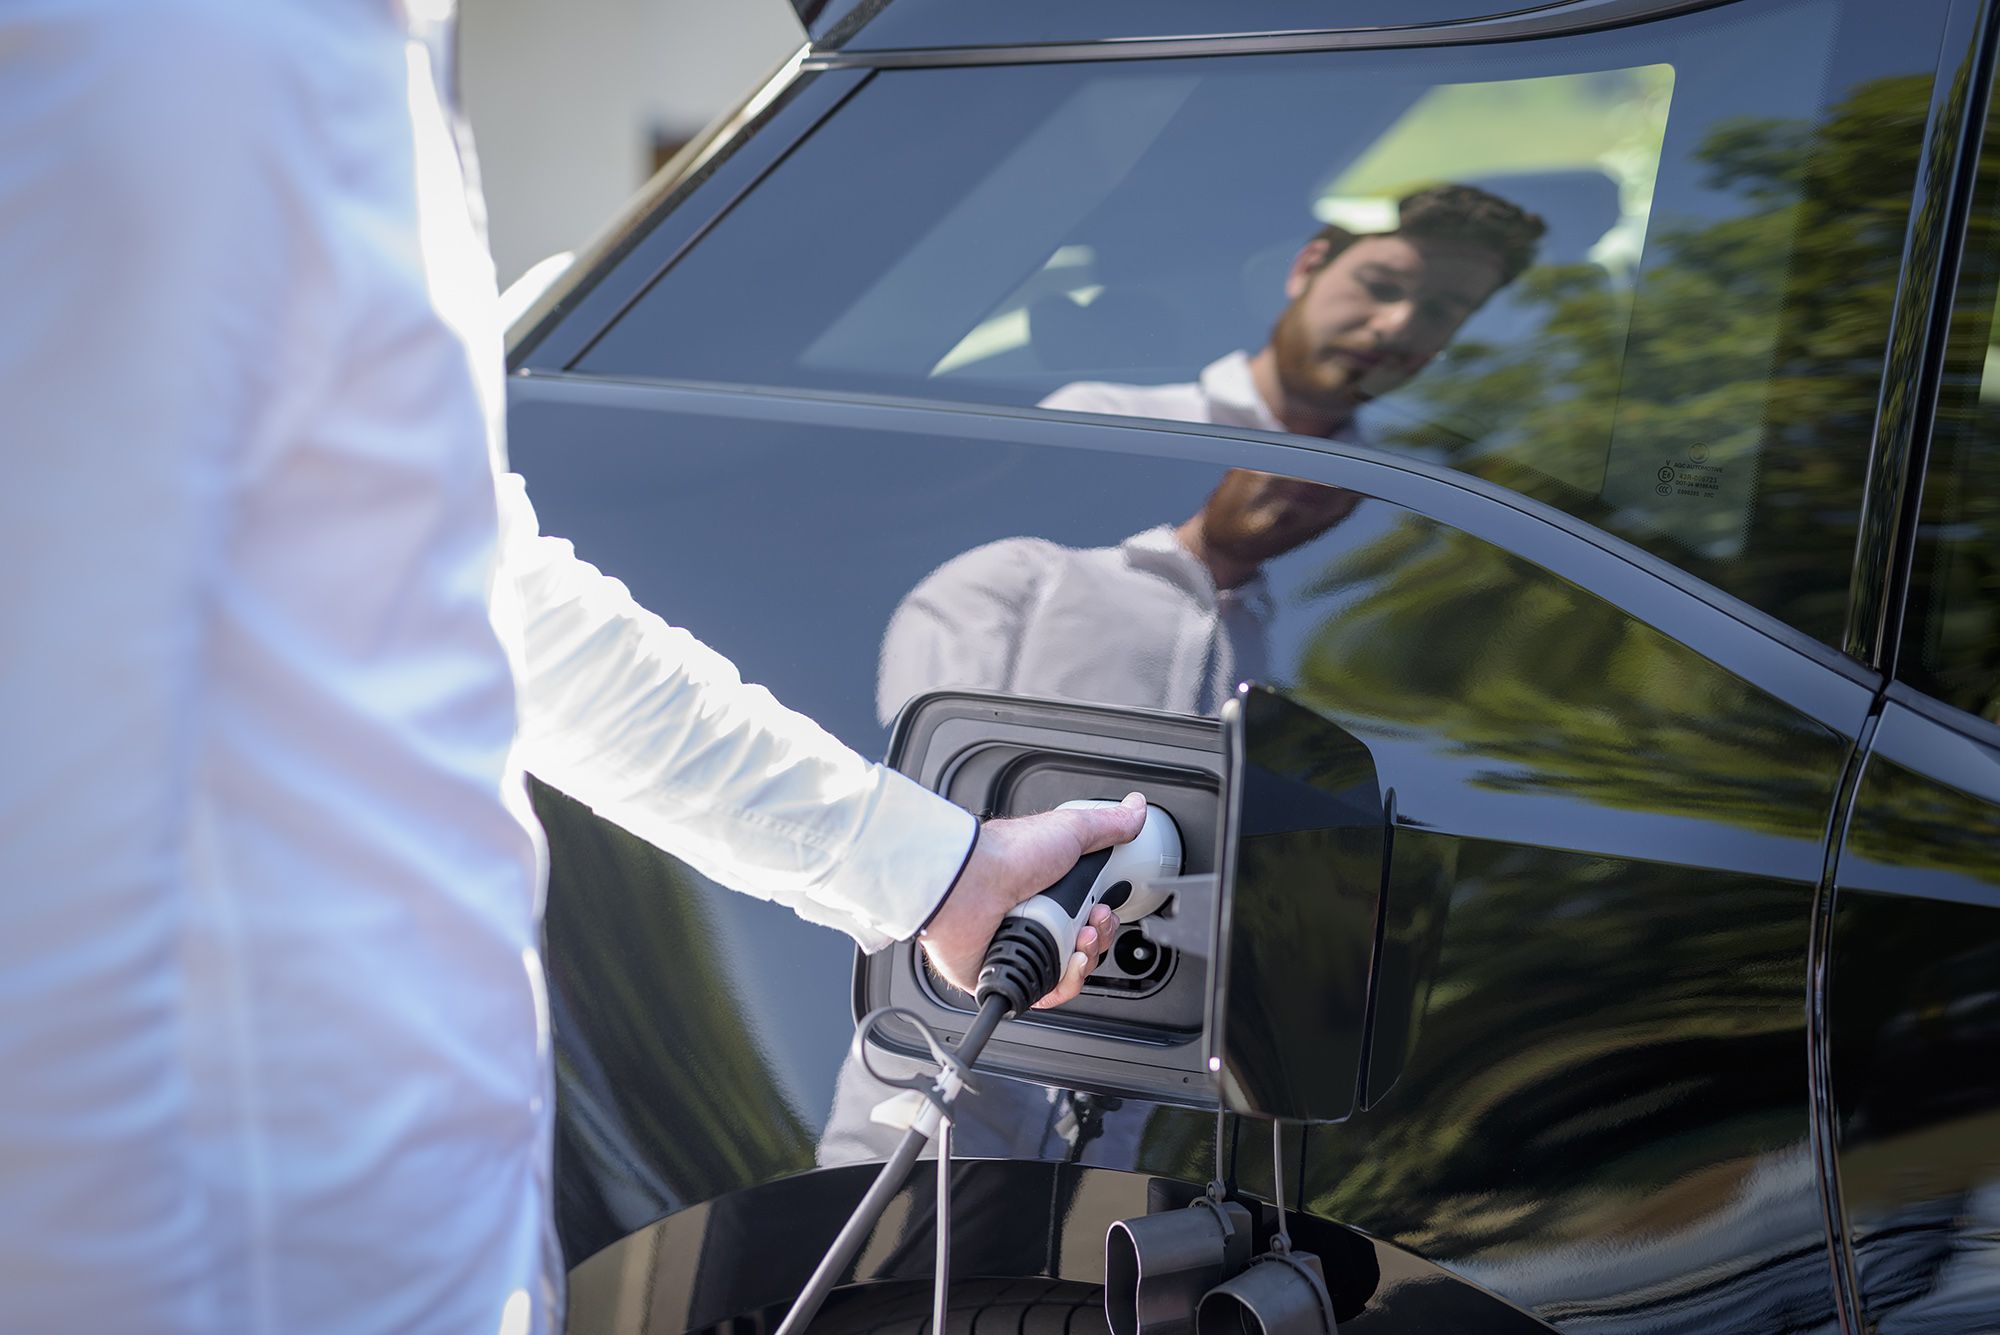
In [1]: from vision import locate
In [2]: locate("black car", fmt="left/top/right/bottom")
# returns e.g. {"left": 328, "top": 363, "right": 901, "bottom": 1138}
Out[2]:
{"left": 504, "top": 2, "right": 2000, "bottom": 1331}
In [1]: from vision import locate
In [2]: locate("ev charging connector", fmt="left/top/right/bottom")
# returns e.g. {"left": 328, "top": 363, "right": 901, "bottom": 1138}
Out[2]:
{"left": 775, "top": 798, "right": 1184, "bottom": 1335}
{"left": 978, "top": 800, "right": 1183, "bottom": 1012}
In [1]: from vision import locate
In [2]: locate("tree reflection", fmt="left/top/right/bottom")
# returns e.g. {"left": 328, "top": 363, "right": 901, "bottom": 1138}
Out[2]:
{"left": 1284, "top": 76, "right": 1944, "bottom": 837}
{"left": 1374, "top": 74, "right": 1936, "bottom": 644}
{"left": 1272, "top": 77, "right": 1949, "bottom": 1330}
{"left": 1291, "top": 519, "right": 1844, "bottom": 841}
{"left": 536, "top": 781, "right": 816, "bottom": 1261}
{"left": 1912, "top": 64, "right": 2000, "bottom": 725}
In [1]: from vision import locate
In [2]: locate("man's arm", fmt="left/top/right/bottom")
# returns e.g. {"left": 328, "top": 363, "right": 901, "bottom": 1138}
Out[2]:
{"left": 498, "top": 475, "right": 1133, "bottom": 998}
{"left": 498, "top": 472, "right": 971, "bottom": 950}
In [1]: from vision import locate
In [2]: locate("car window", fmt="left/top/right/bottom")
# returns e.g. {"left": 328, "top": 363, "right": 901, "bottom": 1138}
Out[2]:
{"left": 1903, "top": 80, "right": 2000, "bottom": 728}
{"left": 580, "top": 0, "right": 1948, "bottom": 647}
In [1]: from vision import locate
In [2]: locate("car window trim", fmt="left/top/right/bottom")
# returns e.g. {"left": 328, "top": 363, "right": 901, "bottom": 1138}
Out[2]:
{"left": 803, "top": 0, "right": 1741, "bottom": 67}
{"left": 813, "top": 0, "right": 1592, "bottom": 49}
{"left": 510, "top": 61, "right": 872, "bottom": 374}
{"left": 1847, "top": 0, "right": 2000, "bottom": 671}
{"left": 511, "top": 368, "right": 1884, "bottom": 724}
{"left": 1884, "top": 679, "right": 2000, "bottom": 749}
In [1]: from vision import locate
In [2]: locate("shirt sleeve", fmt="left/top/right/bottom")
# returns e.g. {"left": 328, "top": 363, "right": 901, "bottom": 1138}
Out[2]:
{"left": 498, "top": 471, "right": 976, "bottom": 952}
{"left": 877, "top": 538, "right": 1061, "bottom": 726}
{"left": 1037, "top": 380, "right": 1132, "bottom": 415}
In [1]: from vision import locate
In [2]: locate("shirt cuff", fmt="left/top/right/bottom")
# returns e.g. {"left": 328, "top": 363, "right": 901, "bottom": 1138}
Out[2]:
{"left": 915, "top": 818, "right": 978, "bottom": 940}
{"left": 808, "top": 768, "right": 978, "bottom": 952}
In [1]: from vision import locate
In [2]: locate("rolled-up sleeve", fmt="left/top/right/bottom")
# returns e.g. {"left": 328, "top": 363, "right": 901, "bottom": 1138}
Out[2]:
{"left": 498, "top": 472, "right": 975, "bottom": 951}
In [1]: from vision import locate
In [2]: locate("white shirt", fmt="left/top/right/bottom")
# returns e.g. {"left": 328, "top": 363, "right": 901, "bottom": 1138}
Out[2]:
{"left": 0, "top": 6, "right": 971, "bottom": 1333}
{"left": 1038, "top": 349, "right": 1292, "bottom": 434}
{"left": 878, "top": 525, "right": 1275, "bottom": 724}
{"left": 873, "top": 349, "right": 1375, "bottom": 726}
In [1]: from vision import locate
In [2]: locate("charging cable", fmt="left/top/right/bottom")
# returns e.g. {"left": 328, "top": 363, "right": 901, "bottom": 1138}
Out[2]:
{"left": 776, "top": 802, "right": 1182, "bottom": 1334}
{"left": 774, "top": 991, "right": 1012, "bottom": 1335}
{"left": 776, "top": 896, "right": 1096, "bottom": 1335}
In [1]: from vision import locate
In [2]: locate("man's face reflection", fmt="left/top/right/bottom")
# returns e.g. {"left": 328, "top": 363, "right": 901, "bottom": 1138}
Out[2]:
{"left": 879, "top": 187, "right": 1540, "bottom": 729}
{"left": 1198, "top": 470, "right": 1360, "bottom": 569}
{"left": 1268, "top": 233, "right": 1504, "bottom": 420}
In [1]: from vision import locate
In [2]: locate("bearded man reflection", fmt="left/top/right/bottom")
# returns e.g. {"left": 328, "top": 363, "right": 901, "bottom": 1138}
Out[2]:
{"left": 875, "top": 183, "right": 1544, "bottom": 725}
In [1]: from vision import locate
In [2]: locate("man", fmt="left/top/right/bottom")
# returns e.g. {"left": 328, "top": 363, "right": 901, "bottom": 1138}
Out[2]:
{"left": 0, "top": 5, "right": 1129, "bottom": 1332}
{"left": 1043, "top": 183, "right": 1544, "bottom": 436}
{"left": 877, "top": 184, "right": 1546, "bottom": 724}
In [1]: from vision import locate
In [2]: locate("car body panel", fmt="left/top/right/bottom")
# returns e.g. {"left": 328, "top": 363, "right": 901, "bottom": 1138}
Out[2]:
{"left": 511, "top": 377, "right": 1861, "bottom": 1328}
{"left": 505, "top": 0, "right": 2000, "bottom": 1327}
{"left": 562, "top": 1161, "right": 1558, "bottom": 1333}
{"left": 1829, "top": 701, "right": 2000, "bottom": 1331}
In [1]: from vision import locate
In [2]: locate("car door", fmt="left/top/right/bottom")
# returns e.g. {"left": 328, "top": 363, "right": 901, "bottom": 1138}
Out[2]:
{"left": 1826, "top": 46, "right": 2000, "bottom": 1330}
{"left": 506, "top": 0, "right": 1973, "bottom": 1328}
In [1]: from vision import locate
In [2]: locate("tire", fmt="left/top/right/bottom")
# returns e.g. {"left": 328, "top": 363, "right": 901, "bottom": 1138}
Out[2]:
{"left": 807, "top": 1276, "right": 1110, "bottom": 1335}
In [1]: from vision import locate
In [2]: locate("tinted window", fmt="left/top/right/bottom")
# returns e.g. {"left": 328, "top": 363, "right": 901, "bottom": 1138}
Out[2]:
{"left": 582, "top": 0, "right": 1947, "bottom": 645}
{"left": 1904, "top": 77, "right": 2000, "bottom": 727}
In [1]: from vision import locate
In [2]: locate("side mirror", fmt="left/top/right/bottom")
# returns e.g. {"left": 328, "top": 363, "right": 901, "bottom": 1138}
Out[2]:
{"left": 1206, "top": 683, "right": 1390, "bottom": 1124}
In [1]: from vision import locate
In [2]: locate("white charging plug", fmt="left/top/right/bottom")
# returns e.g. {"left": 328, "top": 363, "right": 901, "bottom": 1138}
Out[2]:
{"left": 1001, "top": 799, "right": 1185, "bottom": 955}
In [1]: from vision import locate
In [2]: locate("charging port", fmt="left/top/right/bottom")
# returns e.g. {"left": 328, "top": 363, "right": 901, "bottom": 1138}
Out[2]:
{"left": 871, "top": 691, "right": 1222, "bottom": 1102}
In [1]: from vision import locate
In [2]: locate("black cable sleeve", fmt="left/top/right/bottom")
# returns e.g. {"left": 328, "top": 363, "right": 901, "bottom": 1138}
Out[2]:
{"left": 958, "top": 987, "right": 1011, "bottom": 1054}
{"left": 973, "top": 918, "right": 1063, "bottom": 1016}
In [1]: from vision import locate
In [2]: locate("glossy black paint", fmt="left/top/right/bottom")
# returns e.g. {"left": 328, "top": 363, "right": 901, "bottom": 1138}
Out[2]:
{"left": 507, "top": 0, "right": 2000, "bottom": 1328}
{"left": 514, "top": 378, "right": 1861, "bottom": 1330}
{"left": 562, "top": 1161, "right": 1553, "bottom": 1334}
{"left": 1829, "top": 700, "right": 2000, "bottom": 1332}
{"left": 512, "top": 375, "right": 1876, "bottom": 720}
{"left": 1212, "top": 684, "right": 1388, "bottom": 1125}
{"left": 1804, "top": 706, "right": 1877, "bottom": 1332}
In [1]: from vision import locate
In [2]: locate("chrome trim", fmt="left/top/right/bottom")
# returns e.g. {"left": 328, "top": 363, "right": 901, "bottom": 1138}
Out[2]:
{"left": 802, "top": 0, "right": 1737, "bottom": 68}
{"left": 506, "top": 43, "right": 811, "bottom": 364}
{"left": 1807, "top": 705, "right": 1884, "bottom": 1335}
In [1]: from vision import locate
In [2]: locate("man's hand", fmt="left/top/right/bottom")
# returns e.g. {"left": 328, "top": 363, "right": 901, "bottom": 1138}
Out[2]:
{"left": 921, "top": 792, "right": 1146, "bottom": 1009}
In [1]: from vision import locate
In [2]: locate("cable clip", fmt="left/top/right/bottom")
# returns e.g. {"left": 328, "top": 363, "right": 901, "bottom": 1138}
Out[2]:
{"left": 855, "top": 1006, "right": 979, "bottom": 1135}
